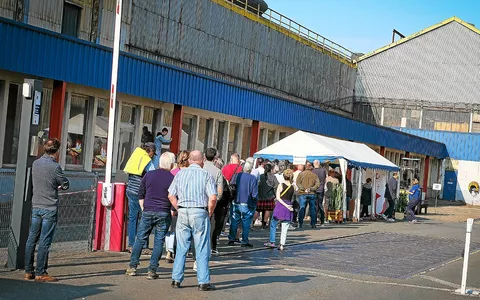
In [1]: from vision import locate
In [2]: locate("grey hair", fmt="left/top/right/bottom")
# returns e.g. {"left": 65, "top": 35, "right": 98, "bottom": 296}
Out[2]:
{"left": 313, "top": 160, "right": 320, "bottom": 168}
{"left": 246, "top": 157, "right": 254, "bottom": 165}
{"left": 243, "top": 161, "right": 254, "bottom": 173}
{"left": 160, "top": 152, "right": 175, "bottom": 170}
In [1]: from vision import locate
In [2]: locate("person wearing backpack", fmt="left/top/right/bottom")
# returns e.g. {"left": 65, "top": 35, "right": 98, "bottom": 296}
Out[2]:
{"left": 227, "top": 160, "right": 258, "bottom": 247}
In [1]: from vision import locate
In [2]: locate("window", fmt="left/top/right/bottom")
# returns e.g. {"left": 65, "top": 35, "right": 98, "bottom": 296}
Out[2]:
{"left": 267, "top": 130, "right": 275, "bottom": 146}
{"left": 62, "top": 2, "right": 81, "bottom": 37}
{"left": 142, "top": 107, "right": 156, "bottom": 144}
{"left": 2, "top": 83, "right": 22, "bottom": 165}
{"left": 92, "top": 99, "right": 108, "bottom": 168}
{"left": 198, "top": 118, "right": 209, "bottom": 152}
{"left": 216, "top": 121, "right": 226, "bottom": 158}
{"left": 181, "top": 114, "right": 194, "bottom": 150}
{"left": 66, "top": 94, "right": 89, "bottom": 167}
{"left": 117, "top": 104, "right": 136, "bottom": 170}
{"left": 228, "top": 123, "right": 240, "bottom": 159}
{"left": 241, "top": 126, "right": 251, "bottom": 160}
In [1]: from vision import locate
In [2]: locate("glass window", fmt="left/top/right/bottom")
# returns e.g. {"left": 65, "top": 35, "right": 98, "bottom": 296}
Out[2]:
{"left": 267, "top": 130, "right": 275, "bottom": 146}
{"left": 216, "top": 121, "right": 226, "bottom": 158}
{"left": 279, "top": 132, "right": 287, "bottom": 140}
{"left": 66, "top": 94, "right": 89, "bottom": 167}
{"left": 163, "top": 110, "right": 173, "bottom": 128}
{"left": 62, "top": 2, "right": 81, "bottom": 37}
{"left": 198, "top": 117, "right": 209, "bottom": 152}
{"left": 228, "top": 123, "right": 239, "bottom": 158}
{"left": 241, "top": 126, "right": 251, "bottom": 160}
{"left": 92, "top": 99, "right": 109, "bottom": 169}
{"left": 142, "top": 107, "right": 155, "bottom": 144}
{"left": 2, "top": 84, "right": 22, "bottom": 164}
{"left": 117, "top": 104, "right": 136, "bottom": 170}
{"left": 260, "top": 128, "right": 266, "bottom": 149}
{"left": 182, "top": 114, "right": 194, "bottom": 150}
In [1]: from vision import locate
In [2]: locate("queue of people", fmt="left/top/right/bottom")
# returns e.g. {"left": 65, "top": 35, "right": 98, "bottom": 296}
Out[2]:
{"left": 24, "top": 137, "right": 420, "bottom": 289}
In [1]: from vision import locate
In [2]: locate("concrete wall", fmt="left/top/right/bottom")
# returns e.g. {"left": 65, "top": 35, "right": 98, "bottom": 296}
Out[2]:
{"left": 0, "top": 0, "right": 356, "bottom": 109}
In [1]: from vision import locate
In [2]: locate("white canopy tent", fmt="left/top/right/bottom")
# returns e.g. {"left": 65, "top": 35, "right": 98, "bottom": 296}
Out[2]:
{"left": 253, "top": 131, "right": 399, "bottom": 221}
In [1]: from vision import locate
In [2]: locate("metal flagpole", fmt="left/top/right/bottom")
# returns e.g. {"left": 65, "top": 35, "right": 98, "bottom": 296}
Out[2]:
{"left": 102, "top": 0, "right": 123, "bottom": 250}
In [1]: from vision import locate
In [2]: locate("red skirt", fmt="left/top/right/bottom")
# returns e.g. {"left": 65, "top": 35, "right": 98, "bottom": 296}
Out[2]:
{"left": 256, "top": 198, "right": 275, "bottom": 211}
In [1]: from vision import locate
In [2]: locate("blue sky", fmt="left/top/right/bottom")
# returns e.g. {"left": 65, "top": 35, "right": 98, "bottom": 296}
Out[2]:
{"left": 267, "top": 0, "right": 480, "bottom": 54}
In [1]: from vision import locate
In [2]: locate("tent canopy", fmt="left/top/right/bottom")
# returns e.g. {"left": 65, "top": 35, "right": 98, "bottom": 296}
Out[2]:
{"left": 253, "top": 131, "right": 399, "bottom": 171}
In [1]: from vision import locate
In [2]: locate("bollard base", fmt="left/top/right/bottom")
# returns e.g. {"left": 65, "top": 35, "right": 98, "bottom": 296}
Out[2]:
{"left": 455, "top": 288, "right": 480, "bottom": 296}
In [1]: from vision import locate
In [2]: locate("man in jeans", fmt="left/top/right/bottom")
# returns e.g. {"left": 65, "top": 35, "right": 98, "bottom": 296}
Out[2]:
{"left": 228, "top": 160, "right": 258, "bottom": 247}
{"left": 202, "top": 148, "right": 224, "bottom": 254}
{"left": 24, "top": 139, "right": 69, "bottom": 282}
{"left": 296, "top": 162, "right": 320, "bottom": 228}
{"left": 126, "top": 152, "right": 175, "bottom": 279}
{"left": 124, "top": 142, "right": 156, "bottom": 253}
{"left": 168, "top": 150, "right": 217, "bottom": 291}
{"left": 312, "top": 160, "right": 326, "bottom": 226}
{"left": 381, "top": 172, "right": 398, "bottom": 222}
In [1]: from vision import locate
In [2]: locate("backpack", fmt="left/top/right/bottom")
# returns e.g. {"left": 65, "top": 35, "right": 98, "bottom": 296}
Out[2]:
{"left": 228, "top": 164, "right": 241, "bottom": 199}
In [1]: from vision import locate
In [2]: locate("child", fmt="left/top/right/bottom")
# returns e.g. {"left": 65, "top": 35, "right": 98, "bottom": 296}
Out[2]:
{"left": 264, "top": 169, "right": 295, "bottom": 250}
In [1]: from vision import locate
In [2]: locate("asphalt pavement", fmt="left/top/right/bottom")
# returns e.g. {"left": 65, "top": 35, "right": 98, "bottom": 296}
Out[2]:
{"left": 1, "top": 217, "right": 479, "bottom": 300}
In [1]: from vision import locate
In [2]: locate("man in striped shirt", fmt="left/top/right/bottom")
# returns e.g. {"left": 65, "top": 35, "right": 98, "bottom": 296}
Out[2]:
{"left": 168, "top": 150, "right": 217, "bottom": 291}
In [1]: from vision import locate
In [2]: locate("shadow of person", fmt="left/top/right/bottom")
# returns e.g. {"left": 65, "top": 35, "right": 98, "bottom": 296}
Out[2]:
{"left": 0, "top": 278, "right": 113, "bottom": 299}
{"left": 215, "top": 274, "right": 314, "bottom": 290}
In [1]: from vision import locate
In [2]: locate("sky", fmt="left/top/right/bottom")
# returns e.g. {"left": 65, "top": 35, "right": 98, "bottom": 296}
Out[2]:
{"left": 267, "top": 0, "right": 480, "bottom": 54}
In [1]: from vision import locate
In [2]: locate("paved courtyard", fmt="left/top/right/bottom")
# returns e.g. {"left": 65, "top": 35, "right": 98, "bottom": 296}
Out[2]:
{"left": 0, "top": 217, "right": 479, "bottom": 300}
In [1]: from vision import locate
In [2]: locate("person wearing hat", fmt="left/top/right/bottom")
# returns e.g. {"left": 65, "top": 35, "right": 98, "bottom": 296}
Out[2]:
{"left": 124, "top": 142, "right": 157, "bottom": 253}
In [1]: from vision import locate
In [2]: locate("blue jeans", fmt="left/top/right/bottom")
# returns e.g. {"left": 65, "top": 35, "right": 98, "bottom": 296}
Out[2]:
{"left": 127, "top": 191, "right": 141, "bottom": 247}
{"left": 25, "top": 208, "right": 58, "bottom": 275}
{"left": 129, "top": 211, "right": 171, "bottom": 272}
{"left": 298, "top": 194, "right": 317, "bottom": 227}
{"left": 269, "top": 217, "right": 290, "bottom": 245}
{"left": 172, "top": 208, "right": 211, "bottom": 285}
{"left": 228, "top": 204, "right": 255, "bottom": 244}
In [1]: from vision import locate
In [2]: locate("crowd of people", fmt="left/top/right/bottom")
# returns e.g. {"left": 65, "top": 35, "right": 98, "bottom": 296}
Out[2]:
{"left": 23, "top": 138, "right": 423, "bottom": 289}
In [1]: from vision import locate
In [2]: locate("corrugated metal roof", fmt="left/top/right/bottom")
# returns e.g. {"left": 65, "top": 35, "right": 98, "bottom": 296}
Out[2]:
{"left": 394, "top": 128, "right": 480, "bottom": 162}
{"left": 356, "top": 21, "right": 480, "bottom": 105}
{"left": 357, "top": 17, "right": 480, "bottom": 62}
{"left": 0, "top": 17, "right": 448, "bottom": 159}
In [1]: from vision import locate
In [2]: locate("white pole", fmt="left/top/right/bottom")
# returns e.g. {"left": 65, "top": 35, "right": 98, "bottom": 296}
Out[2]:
{"left": 102, "top": 0, "right": 123, "bottom": 207}
{"left": 460, "top": 218, "right": 474, "bottom": 294}
{"left": 356, "top": 168, "right": 362, "bottom": 221}
{"left": 371, "top": 169, "right": 376, "bottom": 217}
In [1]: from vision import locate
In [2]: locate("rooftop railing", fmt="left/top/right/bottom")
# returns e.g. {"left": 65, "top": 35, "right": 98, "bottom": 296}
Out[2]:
{"left": 214, "top": 0, "right": 356, "bottom": 67}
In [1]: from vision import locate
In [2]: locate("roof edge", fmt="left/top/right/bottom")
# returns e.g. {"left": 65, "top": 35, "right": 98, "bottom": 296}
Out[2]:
{"left": 355, "top": 17, "right": 480, "bottom": 62}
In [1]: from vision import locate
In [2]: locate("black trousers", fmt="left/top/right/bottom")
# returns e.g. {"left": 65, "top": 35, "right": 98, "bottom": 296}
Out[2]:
{"left": 361, "top": 205, "right": 369, "bottom": 217}
{"left": 211, "top": 204, "right": 229, "bottom": 250}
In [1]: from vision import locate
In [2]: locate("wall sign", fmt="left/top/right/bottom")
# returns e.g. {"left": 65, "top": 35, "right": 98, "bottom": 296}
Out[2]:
{"left": 32, "top": 90, "right": 41, "bottom": 125}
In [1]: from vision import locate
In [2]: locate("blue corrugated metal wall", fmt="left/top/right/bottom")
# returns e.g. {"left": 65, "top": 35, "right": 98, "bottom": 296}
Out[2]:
{"left": 0, "top": 17, "right": 447, "bottom": 158}
{"left": 394, "top": 128, "right": 480, "bottom": 161}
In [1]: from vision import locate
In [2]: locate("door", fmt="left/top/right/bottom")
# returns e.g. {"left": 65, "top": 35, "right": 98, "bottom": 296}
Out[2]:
{"left": 443, "top": 170, "right": 457, "bottom": 201}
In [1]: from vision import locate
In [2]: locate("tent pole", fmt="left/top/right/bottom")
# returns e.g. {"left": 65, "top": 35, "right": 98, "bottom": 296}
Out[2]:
{"left": 341, "top": 160, "right": 347, "bottom": 222}
{"left": 371, "top": 169, "right": 377, "bottom": 217}
{"left": 356, "top": 168, "right": 362, "bottom": 221}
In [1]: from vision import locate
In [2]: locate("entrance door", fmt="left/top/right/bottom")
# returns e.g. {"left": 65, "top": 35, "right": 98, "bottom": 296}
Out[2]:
{"left": 443, "top": 170, "right": 457, "bottom": 201}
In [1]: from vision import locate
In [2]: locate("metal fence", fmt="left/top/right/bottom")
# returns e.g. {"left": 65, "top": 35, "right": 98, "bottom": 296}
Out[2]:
{"left": 0, "top": 169, "right": 98, "bottom": 267}
{"left": 0, "top": 168, "right": 15, "bottom": 267}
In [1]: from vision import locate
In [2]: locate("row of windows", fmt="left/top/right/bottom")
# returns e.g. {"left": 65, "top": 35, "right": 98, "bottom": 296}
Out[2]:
{"left": 0, "top": 81, "right": 288, "bottom": 171}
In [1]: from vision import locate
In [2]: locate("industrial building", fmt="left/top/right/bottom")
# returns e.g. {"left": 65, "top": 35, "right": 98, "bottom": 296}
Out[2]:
{"left": 354, "top": 17, "right": 480, "bottom": 204}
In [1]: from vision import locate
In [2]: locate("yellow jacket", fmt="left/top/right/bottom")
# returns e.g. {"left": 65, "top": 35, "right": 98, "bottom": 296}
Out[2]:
{"left": 123, "top": 147, "right": 152, "bottom": 176}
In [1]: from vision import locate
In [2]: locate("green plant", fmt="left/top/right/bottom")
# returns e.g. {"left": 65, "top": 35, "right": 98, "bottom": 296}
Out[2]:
{"left": 396, "top": 192, "right": 408, "bottom": 213}
{"left": 329, "top": 184, "right": 344, "bottom": 211}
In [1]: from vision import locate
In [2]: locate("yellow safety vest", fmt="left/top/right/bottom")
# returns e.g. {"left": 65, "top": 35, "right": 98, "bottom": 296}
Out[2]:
{"left": 123, "top": 147, "right": 151, "bottom": 176}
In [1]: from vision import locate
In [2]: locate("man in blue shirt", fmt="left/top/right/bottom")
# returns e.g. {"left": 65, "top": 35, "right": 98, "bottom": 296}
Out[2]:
{"left": 406, "top": 178, "right": 421, "bottom": 223}
{"left": 168, "top": 150, "right": 217, "bottom": 291}
{"left": 228, "top": 160, "right": 258, "bottom": 247}
{"left": 155, "top": 127, "right": 171, "bottom": 155}
{"left": 126, "top": 152, "right": 175, "bottom": 279}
